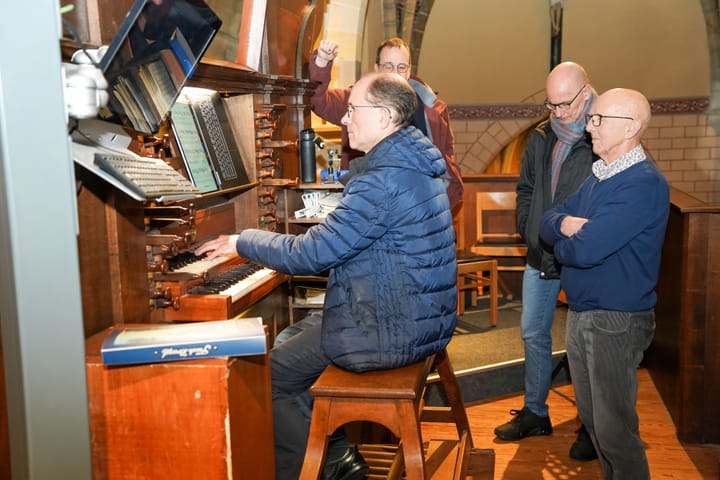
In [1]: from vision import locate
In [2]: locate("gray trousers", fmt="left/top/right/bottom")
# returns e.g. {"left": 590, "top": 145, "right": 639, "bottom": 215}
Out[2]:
{"left": 566, "top": 309, "right": 655, "bottom": 480}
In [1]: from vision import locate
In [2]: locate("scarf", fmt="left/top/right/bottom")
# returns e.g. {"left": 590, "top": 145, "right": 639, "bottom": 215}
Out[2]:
{"left": 549, "top": 89, "right": 596, "bottom": 198}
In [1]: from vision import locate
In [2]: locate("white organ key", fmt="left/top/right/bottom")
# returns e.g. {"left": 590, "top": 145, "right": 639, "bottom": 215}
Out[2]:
{"left": 221, "top": 267, "right": 277, "bottom": 302}
{"left": 173, "top": 255, "right": 233, "bottom": 275}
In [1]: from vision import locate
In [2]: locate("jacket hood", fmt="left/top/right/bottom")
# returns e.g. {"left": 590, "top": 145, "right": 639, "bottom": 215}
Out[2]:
{"left": 365, "top": 126, "right": 446, "bottom": 179}
{"left": 409, "top": 75, "right": 437, "bottom": 108}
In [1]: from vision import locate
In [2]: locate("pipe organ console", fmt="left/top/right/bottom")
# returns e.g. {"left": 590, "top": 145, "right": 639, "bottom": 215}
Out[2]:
{"left": 56, "top": 7, "right": 320, "bottom": 319}
{"left": 0, "top": 1, "right": 333, "bottom": 478}
{"left": 72, "top": 60, "right": 316, "bottom": 480}
{"left": 74, "top": 65, "right": 315, "bottom": 341}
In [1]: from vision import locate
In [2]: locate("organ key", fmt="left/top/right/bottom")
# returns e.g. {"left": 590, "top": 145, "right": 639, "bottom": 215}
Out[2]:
{"left": 161, "top": 257, "right": 286, "bottom": 321}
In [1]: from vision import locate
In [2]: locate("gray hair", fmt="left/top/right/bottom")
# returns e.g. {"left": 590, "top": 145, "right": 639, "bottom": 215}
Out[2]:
{"left": 365, "top": 74, "right": 417, "bottom": 128}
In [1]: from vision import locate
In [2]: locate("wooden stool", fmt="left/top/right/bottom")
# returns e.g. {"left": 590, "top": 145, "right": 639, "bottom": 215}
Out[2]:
{"left": 299, "top": 348, "right": 494, "bottom": 479}
{"left": 457, "top": 251, "right": 499, "bottom": 326}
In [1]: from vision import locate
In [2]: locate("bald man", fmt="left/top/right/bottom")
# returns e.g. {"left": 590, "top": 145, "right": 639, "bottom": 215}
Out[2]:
{"left": 495, "top": 62, "right": 598, "bottom": 461}
{"left": 540, "top": 88, "right": 670, "bottom": 479}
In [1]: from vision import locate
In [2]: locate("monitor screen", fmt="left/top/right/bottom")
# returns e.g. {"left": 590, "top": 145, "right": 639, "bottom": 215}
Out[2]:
{"left": 98, "top": 0, "right": 222, "bottom": 134}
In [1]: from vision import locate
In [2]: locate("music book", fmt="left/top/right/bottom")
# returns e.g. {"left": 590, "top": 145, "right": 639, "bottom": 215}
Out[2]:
{"left": 171, "top": 96, "right": 219, "bottom": 193}
{"left": 100, "top": 317, "right": 266, "bottom": 366}
{"left": 181, "top": 87, "right": 250, "bottom": 190}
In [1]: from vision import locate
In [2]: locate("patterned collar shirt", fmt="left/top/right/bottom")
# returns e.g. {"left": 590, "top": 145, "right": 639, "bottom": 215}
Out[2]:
{"left": 592, "top": 144, "right": 646, "bottom": 181}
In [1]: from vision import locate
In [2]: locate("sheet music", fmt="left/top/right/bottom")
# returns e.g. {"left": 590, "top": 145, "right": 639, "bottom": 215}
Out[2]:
{"left": 171, "top": 99, "right": 219, "bottom": 193}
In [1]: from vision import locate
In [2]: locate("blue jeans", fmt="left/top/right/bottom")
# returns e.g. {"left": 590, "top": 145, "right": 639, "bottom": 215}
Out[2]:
{"left": 566, "top": 309, "right": 654, "bottom": 480}
{"left": 270, "top": 312, "right": 350, "bottom": 480}
{"left": 521, "top": 265, "right": 561, "bottom": 417}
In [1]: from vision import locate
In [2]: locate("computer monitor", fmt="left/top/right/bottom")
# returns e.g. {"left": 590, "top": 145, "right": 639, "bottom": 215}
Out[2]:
{"left": 98, "top": 0, "right": 222, "bottom": 134}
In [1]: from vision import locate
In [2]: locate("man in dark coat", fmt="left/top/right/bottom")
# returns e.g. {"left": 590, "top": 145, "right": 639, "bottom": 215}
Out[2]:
{"left": 494, "top": 62, "right": 598, "bottom": 462}
{"left": 196, "top": 72, "right": 458, "bottom": 480}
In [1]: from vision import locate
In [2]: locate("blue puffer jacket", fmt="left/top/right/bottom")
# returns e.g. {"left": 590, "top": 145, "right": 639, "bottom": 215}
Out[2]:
{"left": 235, "top": 127, "right": 458, "bottom": 372}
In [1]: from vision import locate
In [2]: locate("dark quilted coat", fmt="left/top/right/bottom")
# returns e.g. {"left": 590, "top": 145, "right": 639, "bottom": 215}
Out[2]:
{"left": 235, "top": 127, "right": 458, "bottom": 372}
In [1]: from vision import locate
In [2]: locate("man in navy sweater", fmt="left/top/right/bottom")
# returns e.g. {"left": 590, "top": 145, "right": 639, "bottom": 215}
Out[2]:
{"left": 539, "top": 88, "right": 669, "bottom": 479}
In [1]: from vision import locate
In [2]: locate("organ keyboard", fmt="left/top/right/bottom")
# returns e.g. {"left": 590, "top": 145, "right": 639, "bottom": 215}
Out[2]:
{"left": 168, "top": 251, "right": 233, "bottom": 276}
{"left": 162, "top": 256, "right": 287, "bottom": 321}
{"left": 191, "top": 263, "right": 278, "bottom": 303}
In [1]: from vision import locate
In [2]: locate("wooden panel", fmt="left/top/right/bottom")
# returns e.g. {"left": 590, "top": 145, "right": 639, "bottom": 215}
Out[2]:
{"left": 77, "top": 170, "right": 150, "bottom": 336}
{"left": 475, "top": 191, "right": 521, "bottom": 241}
{"left": 86, "top": 326, "right": 274, "bottom": 479}
{"left": 458, "top": 175, "right": 523, "bottom": 297}
{"left": 646, "top": 187, "right": 720, "bottom": 443}
{"left": 457, "top": 175, "right": 518, "bottom": 251}
{"left": 264, "top": 0, "right": 327, "bottom": 77}
{"left": 704, "top": 213, "right": 720, "bottom": 441}
{"left": 0, "top": 335, "right": 8, "bottom": 480}
{"left": 76, "top": 168, "right": 116, "bottom": 337}
{"left": 162, "top": 271, "right": 288, "bottom": 321}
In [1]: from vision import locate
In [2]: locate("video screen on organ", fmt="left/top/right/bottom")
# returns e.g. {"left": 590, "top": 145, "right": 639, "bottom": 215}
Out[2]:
{"left": 98, "top": 0, "right": 222, "bottom": 134}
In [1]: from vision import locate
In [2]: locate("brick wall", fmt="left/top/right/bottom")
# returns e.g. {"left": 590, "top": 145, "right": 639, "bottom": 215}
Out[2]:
{"left": 450, "top": 97, "right": 720, "bottom": 204}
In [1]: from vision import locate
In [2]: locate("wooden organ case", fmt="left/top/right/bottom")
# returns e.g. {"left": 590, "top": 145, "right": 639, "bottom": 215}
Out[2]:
{"left": 64, "top": 0, "right": 328, "bottom": 478}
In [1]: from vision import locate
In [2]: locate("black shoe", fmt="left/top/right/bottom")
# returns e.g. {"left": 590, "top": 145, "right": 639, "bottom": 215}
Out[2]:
{"left": 569, "top": 424, "right": 598, "bottom": 461}
{"left": 321, "top": 445, "right": 369, "bottom": 480}
{"left": 494, "top": 407, "right": 552, "bottom": 441}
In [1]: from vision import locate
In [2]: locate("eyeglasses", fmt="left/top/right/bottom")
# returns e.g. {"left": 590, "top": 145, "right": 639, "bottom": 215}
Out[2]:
{"left": 346, "top": 103, "right": 390, "bottom": 118}
{"left": 544, "top": 85, "right": 585, "bottom": 112}
{"left": 378, "top": 62, "right": 410, "bottom": 74}
{"left": 585, "top": 114, "right": 634, "bottom": 127}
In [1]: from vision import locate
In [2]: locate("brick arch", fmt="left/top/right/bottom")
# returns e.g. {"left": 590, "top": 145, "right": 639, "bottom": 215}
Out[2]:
{"left": 450, "top": 90, "right": 547, "bottom": 174}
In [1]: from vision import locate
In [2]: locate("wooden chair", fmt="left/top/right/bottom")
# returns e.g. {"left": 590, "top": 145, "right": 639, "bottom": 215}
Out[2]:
{"left": 470, "top": 192, "right": 527, "bottom": 297}
{"left": 456, "top": 251, "right": 498, "bottom": 326}
{"left": 299, "top": 348, "right": 495, "bottom": 479}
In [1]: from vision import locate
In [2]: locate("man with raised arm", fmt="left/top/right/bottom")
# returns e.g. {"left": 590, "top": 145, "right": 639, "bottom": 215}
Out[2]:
{"left": 310, "top": 37, "right": 464, "bottom": 210}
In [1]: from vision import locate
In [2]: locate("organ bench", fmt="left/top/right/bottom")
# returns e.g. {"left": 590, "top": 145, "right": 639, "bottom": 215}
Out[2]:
{"left": 299, "top": 348, "right": 495, "bottom": 479}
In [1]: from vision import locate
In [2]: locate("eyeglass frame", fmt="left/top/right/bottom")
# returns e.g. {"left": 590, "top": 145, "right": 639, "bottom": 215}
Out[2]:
{"left": 377, "top": 62, "right": 411, "bottom": 74}
{"left": 346, "top": 103, "right": 391, "bottom": 119}
{"left": 585, "top": 113, "right": 634, "bottom": 127}
{"left": 544, "top": 85, "right": 586, "bottom": 112}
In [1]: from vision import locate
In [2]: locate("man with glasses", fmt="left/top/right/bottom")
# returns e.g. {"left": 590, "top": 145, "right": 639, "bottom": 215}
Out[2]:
{"left": 494, "top": 62, "right": 598, "bottom": 462}
{"left": 310, "top": 37, "right": 463, "bottom": 210}
{"left": 539, "top": 88, "right": 669, "bottom": 479}
{"left": 196, "top": 72, "right": 458, "bottom": 480}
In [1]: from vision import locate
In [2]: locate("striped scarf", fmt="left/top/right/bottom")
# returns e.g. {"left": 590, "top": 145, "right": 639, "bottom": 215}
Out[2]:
{"left": 549, "top": 89, "right": 596, "bottom": 198}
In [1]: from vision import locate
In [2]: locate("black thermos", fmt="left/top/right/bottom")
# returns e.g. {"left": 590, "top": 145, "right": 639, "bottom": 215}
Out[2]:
{"left": 299, "top": 128, "right": 317, "bottom": 183}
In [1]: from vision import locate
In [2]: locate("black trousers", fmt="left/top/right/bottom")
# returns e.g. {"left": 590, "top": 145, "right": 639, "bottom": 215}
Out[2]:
{"left": 270, "top": 312, "right": 350, "bottom": 479}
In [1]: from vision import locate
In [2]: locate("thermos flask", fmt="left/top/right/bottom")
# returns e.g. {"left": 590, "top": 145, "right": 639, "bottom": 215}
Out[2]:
{"left": 299, "top": 128, "right": 317, "bottom": 183}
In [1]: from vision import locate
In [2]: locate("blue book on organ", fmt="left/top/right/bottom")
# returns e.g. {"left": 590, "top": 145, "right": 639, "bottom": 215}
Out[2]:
{"left": 101, "top": 318, "right": 266, "bottom": 366}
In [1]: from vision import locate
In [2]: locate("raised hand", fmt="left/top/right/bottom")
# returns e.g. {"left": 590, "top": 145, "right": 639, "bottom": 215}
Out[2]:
{"left": 315, "top": 40, "right": 339, "bottom": 67}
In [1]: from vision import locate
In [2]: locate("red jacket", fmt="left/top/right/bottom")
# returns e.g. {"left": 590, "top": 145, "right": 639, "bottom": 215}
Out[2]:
{"left": 309, "top": 53, "right": 464, "bottom": 209}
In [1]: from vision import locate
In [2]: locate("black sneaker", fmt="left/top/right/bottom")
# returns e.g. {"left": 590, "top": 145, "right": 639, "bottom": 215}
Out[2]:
{"left": 322, "top": 445, "right": 369, "bottom": 480}
{"left": 569, "top": 424, "right": 598, "bottom": 461}
{"left": 494, "top": 407, "right": 552, "bottom": 441}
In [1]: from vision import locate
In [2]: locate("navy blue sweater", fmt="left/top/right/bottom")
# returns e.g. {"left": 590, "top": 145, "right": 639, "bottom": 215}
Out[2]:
{"left": 539, "top": 159, "right": 669, "bottom": 312}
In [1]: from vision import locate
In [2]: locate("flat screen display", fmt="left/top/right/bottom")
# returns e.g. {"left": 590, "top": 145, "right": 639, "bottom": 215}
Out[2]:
{"left": 98, "top": 0, "right": 222, "bottom": 134}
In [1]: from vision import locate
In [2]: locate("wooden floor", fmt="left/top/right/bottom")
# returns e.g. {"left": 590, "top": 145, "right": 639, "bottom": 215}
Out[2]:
{"left": 421, "top": 369, "right": 720, "bottom": 479}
